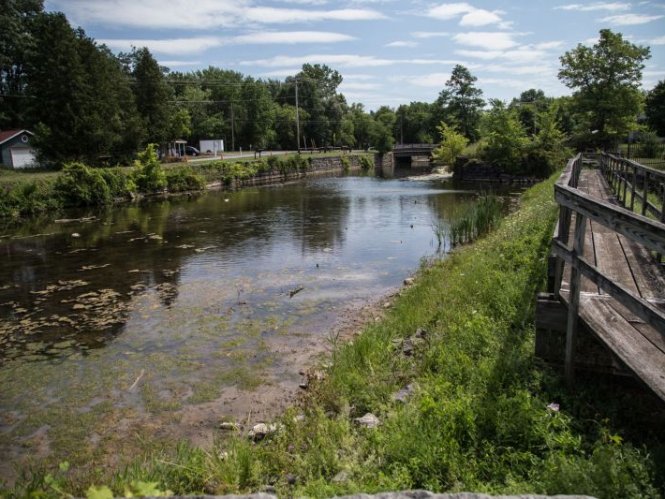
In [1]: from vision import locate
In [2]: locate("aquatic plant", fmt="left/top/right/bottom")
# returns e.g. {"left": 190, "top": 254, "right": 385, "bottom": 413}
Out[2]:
{"left": 447, "top": 194, "right": 503, "bottom": 246}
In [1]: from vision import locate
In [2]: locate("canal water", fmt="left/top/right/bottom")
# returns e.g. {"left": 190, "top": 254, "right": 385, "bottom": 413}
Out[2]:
{"left": 0, "top": 173, "right": 492, "bottom": 479}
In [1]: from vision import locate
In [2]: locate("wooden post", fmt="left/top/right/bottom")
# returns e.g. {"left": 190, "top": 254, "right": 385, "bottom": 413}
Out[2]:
{"left": 565, "top": 211, "right": 586, "bottom": 387}
{"left": 621, "top": 162, "right": 628, "bottom": 207}
{"left": 631, "top": 164, "right": 637, "bottom": 212}
{"left": 642, "top": 172, "right": 649, "bottom": 217}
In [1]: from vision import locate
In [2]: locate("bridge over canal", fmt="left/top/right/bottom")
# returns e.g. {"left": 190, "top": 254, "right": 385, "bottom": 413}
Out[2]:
{"left": 393, "top": 143, "right": 436, "bottom": 168}
{"left": 536, "top": 153, "right": 665, "bottom": 401}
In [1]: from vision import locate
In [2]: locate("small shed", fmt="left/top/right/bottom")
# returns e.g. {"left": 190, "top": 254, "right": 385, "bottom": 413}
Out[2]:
{"left": 0, "top": 129, "right": 36, "bottom": 168}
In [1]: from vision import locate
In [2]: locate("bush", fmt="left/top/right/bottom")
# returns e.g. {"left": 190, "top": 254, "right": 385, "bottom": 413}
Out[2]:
{"left": 99, "top": 167, "right": 136, "bottom": 199}
{"left": 53, "top": 162, "right": 112, "bottom": 206}
{"left": 166, "top": 167, "right": 206, "bottom": 193}
{"left": 432, "top": 122, "right": 469, "bottom": 168}
{"left": 0, "top": 180, "right": 60, "bottom": 218}
{"left": 132, "top": 144, "right": 166, "bottom": 193}
{"left": 359, "top": 155, "right": 374, "bottom": 171}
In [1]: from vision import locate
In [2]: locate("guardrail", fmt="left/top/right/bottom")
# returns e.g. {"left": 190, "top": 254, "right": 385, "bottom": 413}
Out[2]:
{"left": 550, "top": 154, "right": 665, "bottom": 384}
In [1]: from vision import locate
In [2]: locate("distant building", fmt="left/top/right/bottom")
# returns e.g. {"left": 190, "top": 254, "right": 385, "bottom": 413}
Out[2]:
{"left": 0, "top": 129, "right": 36, "bottom": 168}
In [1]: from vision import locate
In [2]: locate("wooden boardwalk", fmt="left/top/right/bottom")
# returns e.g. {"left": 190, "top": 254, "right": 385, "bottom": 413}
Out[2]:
{"left": 537, "top": 154, "right": 665, "bottom": 401}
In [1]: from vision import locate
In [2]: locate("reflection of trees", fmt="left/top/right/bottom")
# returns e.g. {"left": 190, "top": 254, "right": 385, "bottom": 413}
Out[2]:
{"left": 0, "top": 181, "right": 354, "bottom": 361}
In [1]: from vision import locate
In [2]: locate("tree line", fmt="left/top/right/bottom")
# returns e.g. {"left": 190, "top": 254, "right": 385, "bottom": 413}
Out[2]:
{"left": 1, "top": 1, "right": 662, "bottom": 168}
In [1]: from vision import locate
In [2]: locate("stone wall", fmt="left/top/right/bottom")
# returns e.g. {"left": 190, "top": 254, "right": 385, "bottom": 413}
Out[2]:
{"left": 211, "top": 155, "right": 367, "bottom": 190}
{"left": 453, "top": 158, "right": 537, "bottom": 184}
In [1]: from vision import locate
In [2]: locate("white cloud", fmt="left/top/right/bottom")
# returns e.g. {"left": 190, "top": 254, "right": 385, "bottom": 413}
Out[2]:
{"left": 453, "top": 32, "right": 518, "bottom": 50}
{"left": 480, "top": 63, "right": 554, "bottom": 75}
{"left": 460, "top": 9, "right": 502, "bottom": 26}
{"left": 456, "top": 47, "right": 551, "bottom": 63}
{"left": 343, "top": 74, "right": 377, "bottom": 81}
{"left": 411, "top": 31, "right": 450, "bottom": 38}
{"left": 427, "top": 2, "right": 475, "bottom": 20}
{"left": 243, "top": 7, "right": 386, "bottom": 23}
{"left": 241, "top": 54, "right": 396, "bottom": 68}
{"left": 99, "top": 31, "right": 353, "bottom": 55}
{"left": 534, "top": 41, "right": 565, "bottom": 50}
{"left": 600, "top": 13, "right": 664, "bottom": 24}
{"left": 410, "top": 73, "right": 451, "bottom": 87}
{"left": 648, "top": 35, "right": 665, "bottom": 45}
{"left": 340, "top": 82, "right": 381, "bottom": 91}
{"left": 48, "top": 0, "right": 384, "bottom": 29}
{"left": 385, "top": 40, "right": 419, "bottom": 47}
{"left": 426, "top": 2, "right": 507, "bottom": 27}
{"left": 159, "top": 60, "right": 203, "bottom": 67}
{"left": 555, "top": 2, "right": 630, "bottom": 11}
{"left": 232, "top": 31, "right": 355, "bottom": 44}
{"left": 99, "top": 37, "right": 223, "bottom": 55}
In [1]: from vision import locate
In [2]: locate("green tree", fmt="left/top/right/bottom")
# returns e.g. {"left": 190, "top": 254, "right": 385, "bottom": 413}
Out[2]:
{"left": 436, "top": 65, "right": 485, "bottom": 142}
{"left": 240, "top": 77, "right": 275, "bottom": 149}
{"left": 558, "top": 29, "right": 650, "bottom": 147}
{"left": 645, "top": 80, "right": 665, "bottom": 136}
{"left": 130, "top": 47, "right": 172, "bottom": 145}
{"left": 509, "top": 89, "right": 550, "bottom": 136}
{"left": 0, "top": 0, "right": 43, "bottom": 128}
{"left": 370, "top": 107, "right": 396, "bottom": 153}
{"left": 396, "top": 102, "right": 436, "bottom": 144}
{"left": 481, "top": 100, "right": 528, "bottom": 173}
{"left": 432, "top": 122, "right": 468, "bottom": 168}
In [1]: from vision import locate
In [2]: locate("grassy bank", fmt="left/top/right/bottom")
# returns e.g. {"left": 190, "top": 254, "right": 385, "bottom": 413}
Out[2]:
{"left": 0, "top": 150, "right": 374, "bottom": 222}
{"left": 7, "top": 171, "right": 663, "bottom": 498}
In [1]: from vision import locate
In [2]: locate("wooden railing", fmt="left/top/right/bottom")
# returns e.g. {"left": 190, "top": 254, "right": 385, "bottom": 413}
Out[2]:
{"left": 599, "top": 152, "right": 665, "bottom": 262}
{"left": 550, "top": 154, "right": 665, "bottom": 384}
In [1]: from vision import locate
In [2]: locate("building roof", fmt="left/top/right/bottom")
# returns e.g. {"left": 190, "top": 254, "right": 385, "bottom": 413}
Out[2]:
{"left": 0, "top": 129, "right": 34, "bottom": 146}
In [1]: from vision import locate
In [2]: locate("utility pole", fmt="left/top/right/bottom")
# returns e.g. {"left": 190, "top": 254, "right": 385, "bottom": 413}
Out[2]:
{"left": 295, "top": 78, "right": 301, "bottom": 153}
{"left": 231, "top": 105, "right": 235, "bottom": 152}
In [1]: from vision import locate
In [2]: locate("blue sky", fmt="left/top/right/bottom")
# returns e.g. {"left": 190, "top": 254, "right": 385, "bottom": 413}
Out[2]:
{"left": 45, "top": 0, "right": 665, "bottom": 110}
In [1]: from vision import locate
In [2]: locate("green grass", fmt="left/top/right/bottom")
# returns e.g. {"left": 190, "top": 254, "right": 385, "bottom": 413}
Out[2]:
{"left": 6, "top": 170, "right": 663, "bottom": 498}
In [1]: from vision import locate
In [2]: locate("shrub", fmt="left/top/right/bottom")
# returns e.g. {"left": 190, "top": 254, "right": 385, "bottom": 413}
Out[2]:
{"left": 359, "top": 155, "right": 374, "bottom": 171}
{"left": 432, "top": 122, "right": 469, "bottom": 168}
{"left": 133, "top": 144, "right": 166, "bottom": 193}
{"left": 99, "top": 168, "right": 136, "bottom": 199}
{"left": 166, "top": 167, "right": 206, "bottom": 193}
{"left": 53, "top": 162, "right": 112, "bottom": 206}
{"left": 480, "top": 100, "right": 528, "bottom": 173}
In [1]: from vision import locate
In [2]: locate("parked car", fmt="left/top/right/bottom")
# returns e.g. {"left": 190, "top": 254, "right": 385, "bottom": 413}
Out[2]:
{"left": 185, "top": 146, "right": 200, "bottom": 156}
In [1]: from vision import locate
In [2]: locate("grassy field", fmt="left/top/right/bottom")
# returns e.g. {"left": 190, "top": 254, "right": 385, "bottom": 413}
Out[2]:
{"left": 6, "top": 171, "right": 663, "bottom": 498}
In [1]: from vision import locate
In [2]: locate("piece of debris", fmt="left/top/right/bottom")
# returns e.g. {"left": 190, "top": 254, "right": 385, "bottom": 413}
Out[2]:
{"left": 248, "top": 422, "right": 282, "bottom": 441}
{"left": 354, "top": 413, "right": 380, "bottom": 428}
{"left": 220, "top": 422, "right": 241, "bottom": 431}
{"left": 403, "top": 277, "right": 415, "bottom": 286}
{"left": 289, "top": 286, "right": 304, "bottom": 298}
{"left": 392, "top": 383, "right": 417, "bottom": 403}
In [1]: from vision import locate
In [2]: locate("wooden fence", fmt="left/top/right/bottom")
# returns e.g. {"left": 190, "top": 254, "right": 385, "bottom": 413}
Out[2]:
{"left": 550, "top": 154, "right": 665, "bottom": 385}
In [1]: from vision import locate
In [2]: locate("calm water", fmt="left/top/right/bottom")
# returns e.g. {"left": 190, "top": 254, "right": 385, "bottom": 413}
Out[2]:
{"left": 0, "top": 173, "right": 493, "bottom": 478}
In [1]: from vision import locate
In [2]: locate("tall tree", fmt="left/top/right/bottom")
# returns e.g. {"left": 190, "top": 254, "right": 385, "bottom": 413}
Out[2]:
{"left": 558, "top": 29, "right": 650, "bottom": 147}
{"left": 509, "top": 89, "right": 550, "bottom": 136}
{"left": 436, "top": 65, "right": 484, "bottom": 142}
{"left": 240, "top": 77, "right": 275, "bottom": 149}
{"left": 645, "top": 80, "right": 665, "bottom": 136}
{"left": 0, "top": 0, "right": 43, "bottom": 128}
{"left": 25, "top": 13, "right": 141, "bottom": 165}
{"left": 129, "top": 47, "right": 172, "bottom": 145}
{"left": 25, "top": 12, "right": 90, "bottom": 164}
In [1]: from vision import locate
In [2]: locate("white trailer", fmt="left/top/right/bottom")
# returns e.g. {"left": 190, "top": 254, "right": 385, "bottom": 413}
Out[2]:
{"left": 199, "top": 139, "right": 224, "bottom": 157}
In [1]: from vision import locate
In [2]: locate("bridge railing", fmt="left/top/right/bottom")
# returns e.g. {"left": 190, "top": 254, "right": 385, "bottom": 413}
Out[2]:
{"left": 550, "top": 154, "right": 665, "bottom": 384}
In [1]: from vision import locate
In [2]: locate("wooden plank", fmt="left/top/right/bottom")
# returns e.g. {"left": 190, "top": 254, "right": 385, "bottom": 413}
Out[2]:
{"left": 634, "top": 323, "right": 665, "bottom": 356}
{"left": 616, "top": 234, "right": 665, "bottom": 302}
{"left": 554, "top": 184, "right": 665, "bottom": 255}
{"left": 552, "top": 240, "right": 665, "bottom": 333}
{"left": 593, "top": 231, "right": 639, "bottom": 296}
{"left": 579, "top": 295, "right": 665, "bottom": 401}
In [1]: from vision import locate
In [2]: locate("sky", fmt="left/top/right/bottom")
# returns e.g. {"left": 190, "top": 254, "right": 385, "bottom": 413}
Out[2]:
{"left": 44, "top": 0, "right": 665, "bottom": 110}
